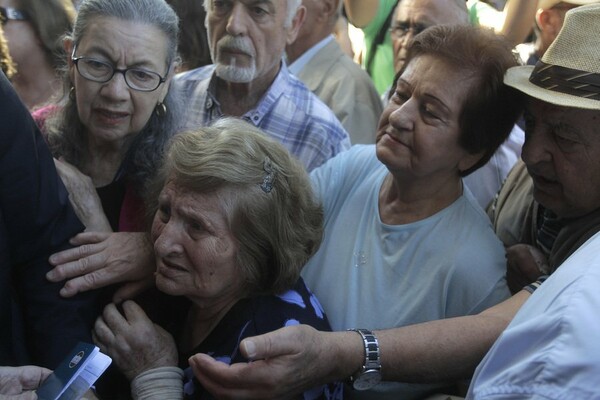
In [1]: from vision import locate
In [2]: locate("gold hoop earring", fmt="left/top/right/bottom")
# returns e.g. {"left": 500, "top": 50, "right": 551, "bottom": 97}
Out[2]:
{"left": 155, "top": 102, "right": 167, "bottom": 117}
{"left": 69, "top": 86, "right": 76, "bottom": 101}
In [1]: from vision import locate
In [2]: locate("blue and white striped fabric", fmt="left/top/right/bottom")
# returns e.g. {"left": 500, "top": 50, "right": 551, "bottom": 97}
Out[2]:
{"left": 173, "top": 62, "right": 350, "bottom": 171}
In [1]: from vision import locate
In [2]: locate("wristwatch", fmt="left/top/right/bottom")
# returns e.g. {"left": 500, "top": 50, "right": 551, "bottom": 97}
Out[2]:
{"left": 348, "top": 328, "right": 382, "bottom": 390}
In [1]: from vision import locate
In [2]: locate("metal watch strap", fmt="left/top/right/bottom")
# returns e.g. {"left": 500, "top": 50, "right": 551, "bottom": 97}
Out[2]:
{"left": 351, "top": 328, "right": 381, "bottom": 373}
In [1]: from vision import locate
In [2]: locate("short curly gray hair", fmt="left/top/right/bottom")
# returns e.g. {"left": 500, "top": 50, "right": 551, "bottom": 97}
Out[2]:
{"left": 147, "top": 117, "right": 323, "bottom": 295}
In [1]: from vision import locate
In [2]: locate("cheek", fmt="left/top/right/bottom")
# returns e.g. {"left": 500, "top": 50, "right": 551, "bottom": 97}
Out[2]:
{"left": 150, "top": 217, "right": 163, "bottom": 243}
{"left": 131, "top": 95, "right": 158, "bottom": 129}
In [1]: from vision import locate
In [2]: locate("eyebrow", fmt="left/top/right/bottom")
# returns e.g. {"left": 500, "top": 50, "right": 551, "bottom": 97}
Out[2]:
{"left": 398, "top": 78, "right": 451, "bottom": 114}
{"left": 79, "top": 46, "right": 161, "bottom": 70}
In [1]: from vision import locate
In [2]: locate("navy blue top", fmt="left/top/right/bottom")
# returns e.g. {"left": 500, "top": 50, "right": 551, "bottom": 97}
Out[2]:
{"left": 181, "top": 277, "right": 343, "bottom": 399}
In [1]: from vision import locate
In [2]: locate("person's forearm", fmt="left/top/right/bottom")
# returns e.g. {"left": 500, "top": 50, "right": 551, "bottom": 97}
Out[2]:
{"left": 501, "top": 0, "right": 538, "bottom": 47}
{"left": 376, "top": 291, "right": 529, "bottom": 382}
{"left": 344, "top": 0, "right": 379, "bottom": 28}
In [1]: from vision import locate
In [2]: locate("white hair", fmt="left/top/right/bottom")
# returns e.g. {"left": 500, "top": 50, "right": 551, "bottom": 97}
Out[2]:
{"left": 203, "top": 0, "right": 301, "bottom": 28}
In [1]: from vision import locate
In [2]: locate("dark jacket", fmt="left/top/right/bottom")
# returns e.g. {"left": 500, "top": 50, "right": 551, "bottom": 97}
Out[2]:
{"left": 0, "top": 71, "right": 101, "bottom": 368}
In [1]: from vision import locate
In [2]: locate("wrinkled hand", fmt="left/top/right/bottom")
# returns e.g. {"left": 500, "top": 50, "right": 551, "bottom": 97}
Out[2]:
{"left": 93, "top": 301, "right": 177, "bottom": 381}
{"left": 0, "top": 365, "right": 51, "bottom": 399}
{"left": 506, "top": 244, "right": 549, "bottom": 294}
{"left": 47, "top": 232, "right": 155, "bottom": 301}
{"left": 189, "top": 325, "right": 338, "bottom": 400}
{"left": 54, "top": 158, "right": 112, "bottom": 232}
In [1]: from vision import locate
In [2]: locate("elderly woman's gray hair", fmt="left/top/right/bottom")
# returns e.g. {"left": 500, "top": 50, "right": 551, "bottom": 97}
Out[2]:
{"left": 147, "top": 118, "right": 324, "bottom": 295}
{"left": 71, "top": 0, "right": 179, "bottom": 64}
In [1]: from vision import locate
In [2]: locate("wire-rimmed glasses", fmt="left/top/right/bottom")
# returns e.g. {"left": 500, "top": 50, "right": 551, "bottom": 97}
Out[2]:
{"left": 71, "top": 48, "right": 168, "bottom": 92}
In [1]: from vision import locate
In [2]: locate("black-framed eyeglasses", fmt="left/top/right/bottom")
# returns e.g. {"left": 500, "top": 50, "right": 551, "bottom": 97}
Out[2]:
{"left": 71, "top": 47, "right": 169, "bottom": 92}
{"left": 389, "top": 22, "right": 428, "bottom": 41}
{"left": 0, "top": 6, "right": 28, "bottom": 25}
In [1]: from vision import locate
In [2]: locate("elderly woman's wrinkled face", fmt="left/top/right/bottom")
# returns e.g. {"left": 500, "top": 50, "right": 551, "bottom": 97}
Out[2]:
{"left": 151, "top": 180, "right": 244, "bottom": 307}
{"left": 68, "top": 16, "right": 172, "bottom": 147}
{"left": 376, "top": 54, "right": 479, "bottom": 179}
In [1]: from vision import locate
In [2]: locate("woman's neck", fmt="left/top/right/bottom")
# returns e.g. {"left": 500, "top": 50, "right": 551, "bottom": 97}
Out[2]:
{"left": 83, "top": 141, "right": 128, "bottom": 187}
{"left": 181, "top": 299, "right": 241, "bottom": 354}
{"left": 378, "top": 172, "right": 463, "bottom": 225}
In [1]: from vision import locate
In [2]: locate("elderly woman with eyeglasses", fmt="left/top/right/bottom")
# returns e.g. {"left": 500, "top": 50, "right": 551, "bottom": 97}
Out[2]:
{"left": 33, "top": 0, "right": 184, "bottom": 299}
{"left": 92, "top": 118, "right": 342, "bottom": 399}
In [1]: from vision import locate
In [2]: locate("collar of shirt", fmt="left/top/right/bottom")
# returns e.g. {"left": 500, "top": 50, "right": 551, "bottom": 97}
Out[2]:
{"left": 205, "top": 59, "right": 289, "bottom": 126}
{"left": 287, "top": 35, "right": 334, "bottom": 76}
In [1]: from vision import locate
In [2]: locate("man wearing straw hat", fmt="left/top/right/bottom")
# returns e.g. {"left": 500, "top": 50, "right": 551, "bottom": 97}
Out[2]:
{"left": 187, "top": 5, "right": 600, "bottom": 399}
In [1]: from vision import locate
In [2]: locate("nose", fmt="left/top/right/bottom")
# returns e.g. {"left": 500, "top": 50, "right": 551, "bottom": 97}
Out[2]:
{"left": 100, "top": 70, "right": 130, "bottom": 100}
{"left": 387, "top": 97, "right": 417, "bottom": 133}
{"left": 226, "top": 3, "right": 247, "bottom": 36}
{"left": 521, "top": 128, "right": 552, "bottom": 168}
{"left": 153, "top": 219, "right": 184, "bottom": 258}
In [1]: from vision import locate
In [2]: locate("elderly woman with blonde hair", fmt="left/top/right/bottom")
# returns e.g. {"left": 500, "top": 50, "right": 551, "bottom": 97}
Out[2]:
{"left": 93, "top": 118, "right": 342, "bottom": 399}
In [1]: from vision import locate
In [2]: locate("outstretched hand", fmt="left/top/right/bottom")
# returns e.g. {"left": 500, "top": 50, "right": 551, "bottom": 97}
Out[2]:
{"left": 0, "top": 365, "right": 51, "bottom": 399}
{"left": 47, "top": 232, "right": 156, "bottom": 301}
{"left": 189, "top": 325, "right": 353, "bottom": 400}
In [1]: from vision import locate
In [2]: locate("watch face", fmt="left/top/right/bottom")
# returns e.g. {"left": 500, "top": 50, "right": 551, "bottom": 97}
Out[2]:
{"left": 353, "top": 369, "right": 382, "bottom": 391}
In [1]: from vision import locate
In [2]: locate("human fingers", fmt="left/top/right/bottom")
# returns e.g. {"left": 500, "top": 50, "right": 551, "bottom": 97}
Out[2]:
{"left": 189, "top": 354, "right": 274, "bottom": 399}
{"left": 17, "top": 366, "right": 51, "bottom": 391}
{"left": 47, "top": 242, "right": 107, "bottom": 282}
{"left": 239, "top": 326, "right": 305, "bottom": 361}
{"left": 48, "top": 232, "right": 108, "bottom": 266}
{"left": 0, "top": 393, "right": 37, "bottom": 400}
{"left": 55, "top": 262, "right": 121, "bottom": 297}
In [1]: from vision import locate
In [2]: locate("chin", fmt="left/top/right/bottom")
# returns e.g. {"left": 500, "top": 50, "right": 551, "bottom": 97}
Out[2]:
{"left": 155, "top": 276, "right": 182, "bottom": 296}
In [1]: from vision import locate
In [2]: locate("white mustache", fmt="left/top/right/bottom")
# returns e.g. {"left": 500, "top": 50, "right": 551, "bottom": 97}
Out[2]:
{"left": 217, "top": 35, "right": 256, "bottom": 58}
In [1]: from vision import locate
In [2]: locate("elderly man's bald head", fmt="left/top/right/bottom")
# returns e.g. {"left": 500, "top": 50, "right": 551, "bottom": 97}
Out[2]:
{"left": 391, "top": 0, "right": 469, "bottom": 73}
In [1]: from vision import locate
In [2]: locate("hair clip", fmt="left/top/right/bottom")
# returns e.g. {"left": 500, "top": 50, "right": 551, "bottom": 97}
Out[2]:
{"left": 260, "top": 157, "right": 276, "bottom": 193}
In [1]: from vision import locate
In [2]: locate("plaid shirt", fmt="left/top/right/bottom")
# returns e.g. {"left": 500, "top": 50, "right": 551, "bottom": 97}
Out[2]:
{"left": 173, "top": 62, "right": 350, "bottom": 171}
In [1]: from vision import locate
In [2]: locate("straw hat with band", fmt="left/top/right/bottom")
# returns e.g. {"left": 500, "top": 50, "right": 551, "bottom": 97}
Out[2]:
{"left": 538, "top": 0, "right": 599, "bottom": 10}
{"left": 504, "top": 3, "right": 600, "bottom": 110}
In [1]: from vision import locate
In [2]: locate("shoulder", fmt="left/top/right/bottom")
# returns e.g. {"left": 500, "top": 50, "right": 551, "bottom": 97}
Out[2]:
{"left": 272, "top": 68, "right": 349, "bottom": 138}
{"left": 470, "top": 234, "right": 600, "bottom": 399}
{"left": 250, "top": 278, "right": 332, "bottom": 333}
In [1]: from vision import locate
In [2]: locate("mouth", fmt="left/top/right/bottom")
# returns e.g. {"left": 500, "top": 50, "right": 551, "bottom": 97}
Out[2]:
{"left": 380, "top": 131, "right": 408, "bottom": 147}
{"left": 220, "top": 47, "right": 251, "bottom": 58}
{"left": 156, "top": 258, "right": 188, "bottom": 275}
{"left": 94, "top": 108, "right": 129, "bottom": 122}
{"left": 530, "top": 172, "right": 560, "bottom": 192}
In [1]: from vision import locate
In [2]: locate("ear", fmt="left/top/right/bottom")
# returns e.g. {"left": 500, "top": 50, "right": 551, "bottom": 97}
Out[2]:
{"left": 285, "top": 5, "right": 306, "bottom": 45}
{"left": 158, "top": 60, "right": 178, "bottom": 102}
{"left": 324, "top": 0, "right": 340, "bottom": 20}
{"left": 536, "top": 9, "right": 552, "bottom": 31}
{"left": 458, "top": 151, "right": 485, "bottom": 175}
{"left": 64, "top": 38, "right": 76, "bottom": 83}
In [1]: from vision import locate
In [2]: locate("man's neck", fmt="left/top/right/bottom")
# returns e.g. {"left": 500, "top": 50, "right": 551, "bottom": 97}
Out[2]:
{"left": 286, "top": 32, "right": 329, "bottom": 65}
{"left": 215, "top": 63, "right": 281, "bottom": 117}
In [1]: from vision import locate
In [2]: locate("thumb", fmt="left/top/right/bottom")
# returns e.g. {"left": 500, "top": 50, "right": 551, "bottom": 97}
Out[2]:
{"left": 239, "top": 326, "right": 301, "bottom": 360}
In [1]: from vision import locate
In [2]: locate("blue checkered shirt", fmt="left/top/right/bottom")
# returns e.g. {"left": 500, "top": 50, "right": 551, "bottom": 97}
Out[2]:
{"left": 172, "top": 62, "right": 350, "bottom": 171}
